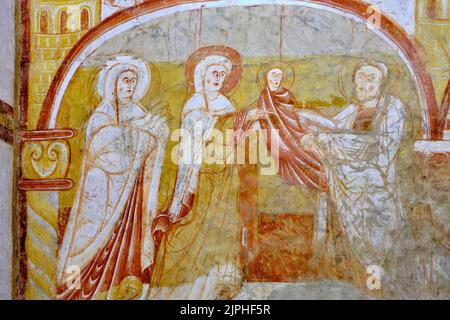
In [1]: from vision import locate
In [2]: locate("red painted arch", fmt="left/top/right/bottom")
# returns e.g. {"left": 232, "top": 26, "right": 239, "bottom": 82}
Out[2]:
{"left": 36, "top": 0, "right": 440, "bottom": 139}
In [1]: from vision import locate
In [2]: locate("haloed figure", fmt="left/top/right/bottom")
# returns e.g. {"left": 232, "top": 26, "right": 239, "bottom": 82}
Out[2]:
{"left": 242, "top": 64, "right": 329, "bottom": 192}
{"left": 149, "top": 46, "right": 246, "bottom": 300}
{"left": 301, "top": 61, "right": 421, "bottom": 298}
{"left": 56, "top": 56, "right": 169, "bottom": 300}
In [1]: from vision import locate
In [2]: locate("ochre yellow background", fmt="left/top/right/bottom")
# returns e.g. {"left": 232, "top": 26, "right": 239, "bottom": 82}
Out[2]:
{"left": 50, "top": 55, "right": 421, "bottom": 216}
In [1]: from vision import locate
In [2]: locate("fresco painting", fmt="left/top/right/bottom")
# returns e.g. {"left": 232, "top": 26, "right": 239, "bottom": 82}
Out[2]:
{"left": 0, "top": 0, "right": 449, "bottom": 300}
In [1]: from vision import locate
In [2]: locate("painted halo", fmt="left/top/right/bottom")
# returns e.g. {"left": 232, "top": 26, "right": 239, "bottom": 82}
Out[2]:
{"left": 257, "top": 60, "right": 296, "bottom": 91}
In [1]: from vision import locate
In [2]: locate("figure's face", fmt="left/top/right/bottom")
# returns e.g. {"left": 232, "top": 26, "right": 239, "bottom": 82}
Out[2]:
{"left": 116, "top": 70, "right": 138, "bottom": 103}
{"left": 353, "top": 65, "right": 383, "bottom": 103}
{"left": 204, "top": 65, "right": 228, "bottom": 93}
{"left": 267, "top": 68, "right": 283, "bottom": 91}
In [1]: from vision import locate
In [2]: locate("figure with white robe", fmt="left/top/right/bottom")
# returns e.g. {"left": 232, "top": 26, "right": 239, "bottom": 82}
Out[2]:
{"left": 56, "top": 56, "right": 169, "bottom": 300}
{"left": 300, "top": 61, "right": 421, "bottom": 298}
{"left": 148, "top": 46, "right": 247, "bottom": 300}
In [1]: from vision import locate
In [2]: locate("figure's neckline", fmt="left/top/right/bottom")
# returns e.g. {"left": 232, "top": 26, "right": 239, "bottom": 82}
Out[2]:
{"left": 357, "top": 95, "right": 383, "bottom": 111}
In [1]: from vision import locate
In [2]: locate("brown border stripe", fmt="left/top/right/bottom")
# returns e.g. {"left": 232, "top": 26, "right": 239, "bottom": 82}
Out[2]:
{"left": 0, "top": 99, "right": 14, "bottom": 144}
{"left": 17, "top": 0, "right": 31, "bottom": 300}
{"left": 0, "top": 99, "right": 14, "bottom": 115}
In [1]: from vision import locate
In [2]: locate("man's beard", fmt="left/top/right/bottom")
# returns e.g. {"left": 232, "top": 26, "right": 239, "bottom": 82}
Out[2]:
{"left": 354, "top": 89, "right": 380, "bottom": 104}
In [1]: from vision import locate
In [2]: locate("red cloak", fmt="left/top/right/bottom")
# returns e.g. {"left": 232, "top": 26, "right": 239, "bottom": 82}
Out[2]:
{"left": 256, "top": 86, "right": 327, "bottom": 192}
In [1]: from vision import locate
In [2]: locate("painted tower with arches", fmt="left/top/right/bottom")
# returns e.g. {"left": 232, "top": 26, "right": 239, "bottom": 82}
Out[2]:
{"left": 26, "top": 0, "right": 100, "bottom": 299}
{"left": 29, "top": 0, "right": 101, "bottom": 127}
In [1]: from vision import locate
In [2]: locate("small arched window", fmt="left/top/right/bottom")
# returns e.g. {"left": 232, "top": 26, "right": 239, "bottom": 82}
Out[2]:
{"left": 80, "top": 8, "right": 90, "bottom": 31}
{"left": 427, "top": 0, "right": 449, "bottom": 20}
{"left": 39, "top": 11, "right": 48, "bottom": 34}
{"left": 60, "top": 10, "right": 68, "bottom": 34}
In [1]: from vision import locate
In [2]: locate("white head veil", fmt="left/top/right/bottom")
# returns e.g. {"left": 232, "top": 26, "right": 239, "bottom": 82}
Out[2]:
{"left": 97, "top": 56, "right": 150, "bottom": 102}
{"left": 193, "top": 55, "right": 232, "bottom": 93}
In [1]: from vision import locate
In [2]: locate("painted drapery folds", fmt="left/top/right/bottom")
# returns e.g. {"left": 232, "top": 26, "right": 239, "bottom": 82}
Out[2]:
{"left": 11, "top": 0, "right": 450, "bottom": 300}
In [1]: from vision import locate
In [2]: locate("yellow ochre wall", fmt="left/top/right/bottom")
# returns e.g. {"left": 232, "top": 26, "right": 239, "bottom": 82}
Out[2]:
{"left": 415, "top": 0, "right": 450, "bottom": 102}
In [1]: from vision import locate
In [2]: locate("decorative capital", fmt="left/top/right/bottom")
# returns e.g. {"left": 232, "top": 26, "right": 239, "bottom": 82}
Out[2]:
{"left": 19, "top": 129, "right": 76, "bottom": 191}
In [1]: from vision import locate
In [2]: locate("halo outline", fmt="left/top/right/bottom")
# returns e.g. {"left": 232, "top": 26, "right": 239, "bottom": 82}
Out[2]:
{"left": 185, "top": 45, "right": 242, "bottom": 94}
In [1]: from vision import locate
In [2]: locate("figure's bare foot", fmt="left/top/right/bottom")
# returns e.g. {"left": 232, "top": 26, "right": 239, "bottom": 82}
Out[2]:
{"left": 115, "top": 276, "right": 143, "bottom": 300}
